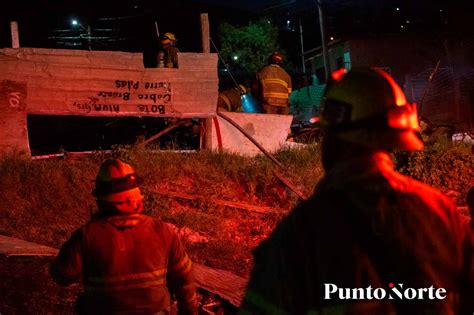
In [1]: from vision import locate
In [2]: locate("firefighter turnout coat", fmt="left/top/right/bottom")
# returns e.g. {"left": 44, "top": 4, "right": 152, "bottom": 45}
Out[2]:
{"left": 255, "top": 64, "right": 292, "bottom": 108}
{"left": 240, "top": 152, "right": 473, "bottom": 315}
{"left": 164, "top": 46, "right": 179, "bottom": 68}
{"left": 217, "top": 87, "right": 243, "bottom": 112}
{"left": 51, "top": 213, "right": 197, "bottom": 314}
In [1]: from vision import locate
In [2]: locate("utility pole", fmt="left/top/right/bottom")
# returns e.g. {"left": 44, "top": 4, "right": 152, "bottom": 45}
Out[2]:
{"left": 317, "top": 0, "right": 331, "bottom": 81}
{"left": 87, "top": 25, "right": 92, "bottom": 51}
{"left": 299, "top": 18, "right": 306, "bottom": 73}
{"left": 86, "top": 5, "right": 92, "bottom": 51}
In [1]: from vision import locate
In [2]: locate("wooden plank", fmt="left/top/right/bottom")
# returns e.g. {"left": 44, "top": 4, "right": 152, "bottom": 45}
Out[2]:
{"left": 0, "top": 234, "right": 248, "bottom": 306}
{"left": 154, "top": 189, "right": 280, "bottom": 214}
{"left": 0, "top": 235, "right": 58, "bottom": 257}
{"left": 0, "top": 51, "right": 219, "bottom": 124}
{"left": 200, "top": 13, "right": 210, "bottom": 53}
{"left": 10, "top": 21, "right": 20, "bottom": 48}
{"left": 1, "top": 49, "right": 217, "bottom": 71}
{"left": 199, "top": 14, "right": 213, "bottom": 151}
{"left": 193, "top": 263, "right": 248, "bottom": 307}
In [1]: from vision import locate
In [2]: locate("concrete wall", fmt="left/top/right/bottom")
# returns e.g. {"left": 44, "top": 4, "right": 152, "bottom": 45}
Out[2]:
{"left": 0, "top": 48, "right": 218, "bottom": 154}
{"left": 211, "top": 112, "right": 293, "bottom": 157}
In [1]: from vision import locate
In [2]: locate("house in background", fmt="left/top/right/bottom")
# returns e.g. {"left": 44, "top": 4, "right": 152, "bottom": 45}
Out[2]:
{"left": 302, "top": 36, "right": 474, "bottom": 132}
{"left": 304, "top": 36, "right": 444, "bottom": 84}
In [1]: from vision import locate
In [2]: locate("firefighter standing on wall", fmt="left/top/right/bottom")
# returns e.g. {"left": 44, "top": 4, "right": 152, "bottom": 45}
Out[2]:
{"left": 158, "top": 32, "right": 179, "bottom": 68}
{"left": 217, "top": 84, "right": 246, "bottom": 112}
{"left": 240, "top": 68, "right": 473, "bottom": 314}
{"left": 50, "top": 159, "right": 198, "bottom": 314}
{"left": 253, "top": 52, "right": 292, "bottom": 114}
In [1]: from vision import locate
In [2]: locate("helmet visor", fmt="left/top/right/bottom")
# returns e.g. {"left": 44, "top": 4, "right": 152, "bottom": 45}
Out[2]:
{"left": 97, "top": 187, "right": 144, "bottom": 203}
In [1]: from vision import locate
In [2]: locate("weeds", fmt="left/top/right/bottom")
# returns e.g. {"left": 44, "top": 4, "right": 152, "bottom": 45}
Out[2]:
{"left": 0, "top": 143, "right": 471, "bottom": 276}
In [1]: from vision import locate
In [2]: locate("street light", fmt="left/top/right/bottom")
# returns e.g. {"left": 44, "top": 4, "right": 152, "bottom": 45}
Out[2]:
{"left": 71, "top": 18, "right": 91, "bottom": 50}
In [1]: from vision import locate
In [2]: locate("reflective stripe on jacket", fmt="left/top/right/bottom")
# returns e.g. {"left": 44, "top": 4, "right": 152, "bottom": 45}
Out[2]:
{"left": 51, "top": 214, "right": 197, "bottom": 314}
{"left": 256, "top": 64, "right": 292, "bottom": 107}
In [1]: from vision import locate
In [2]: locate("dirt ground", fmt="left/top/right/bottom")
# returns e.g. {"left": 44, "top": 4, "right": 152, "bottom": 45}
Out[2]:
{"left": 0, "top": 256, "right": 239, "bottom": 314}
{"left": 0, "top": 256, "right": 78, "bottom": 314}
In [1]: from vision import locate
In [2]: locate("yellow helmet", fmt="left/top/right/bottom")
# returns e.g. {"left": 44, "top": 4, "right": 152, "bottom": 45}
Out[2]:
{"left": 319, "top": 68, "right": 423, "bottom": 151}
{"left": 161, "top": 32, "right": 176, "bottom": 46}
{"left": 93, "top": 159, "right": 144, "bottom": 212}
{"left": 238, "top": 84, "right": 247, "bottom": 94}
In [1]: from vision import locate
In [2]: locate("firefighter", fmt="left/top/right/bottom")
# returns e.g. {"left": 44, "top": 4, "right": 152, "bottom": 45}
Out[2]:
{"left": 240, "top": 68, "right": 473, "bottom": 314}
{"left": 159, "top": 32, "right": 179, "bottom": 68}
{"left": 253, "top": 52, "right": 292, "bottom": 114}
{"left": 50, "top": 159, "right": 198, "bottom": 314}
{"left": 217, "top": 84, "right": 246, "bottom": 112}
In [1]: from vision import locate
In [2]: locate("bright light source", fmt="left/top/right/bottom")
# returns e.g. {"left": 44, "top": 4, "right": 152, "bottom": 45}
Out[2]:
{"left": 439, "top": 9, "right": 443, "bottom": 12}
{"left": 330, "top": 37, "right": 334, "bottom": 41}
{"left": 406, "top": 20, "right": 410, "bottom": 23}
{"left": 233, "top": 55, "right": 238, "bottom": 61}
{"left": 396, "top": 7, "right": 400, "bottom": 11}
{"left": 71, "top": 19, "right": 78, "bottom": 26}
{"left": 267, "top": 20, "right": 271, "bottom": 24}
{"left": 287, "top": 20, "right": 290, "bottom": 24}
{"left": 400, "top": 25, "right": 405, "bottom": 29}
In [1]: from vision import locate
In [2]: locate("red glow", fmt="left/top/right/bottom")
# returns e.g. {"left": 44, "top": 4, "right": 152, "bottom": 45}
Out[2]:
{"left": 387, "top": 103, "right": 420, "bottom": 131}
{"left": 375, "top": 69, "right": 407, "bottom": 106}
{"left": 331, "top": 68, "right": 347, "bottom": 82}
{"left": 309, "top": 117, "right": 320, "bottom": 124}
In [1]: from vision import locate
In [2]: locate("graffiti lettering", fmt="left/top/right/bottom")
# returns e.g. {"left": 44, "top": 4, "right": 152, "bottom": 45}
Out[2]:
{"left": 137, "top": 104, "right": 166, "bottom": 114}
{"left": 73, "top": 101, "right": 92, "bottom": 113}
{"left": 115, "top": 80, "right": 140, "bottom": 90}
{"left": 144, "top": 81, "right": 170, "bottom": 89}
{"left": 73, "top": 97, "right": 120, "bottom": 113}
{"left": 8, "top": 92, "right": 21, "bottom": 108}
{"left": 137, "top": 93, "right": 171, "bottom": 104}
{"left": 94, "top": 104, "right": 120, "bottom": 113}
{"left": 98, "top": 91, "right": 130, "bottom": 101}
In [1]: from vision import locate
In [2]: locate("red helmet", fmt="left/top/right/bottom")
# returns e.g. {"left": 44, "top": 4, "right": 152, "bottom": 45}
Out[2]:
{"left": 269, "top": 52, "right": 284, "bottom": 65}
{"left": 93, "top": 159, "right": 144, "bottom": 213}
{"left": 319, "top": 68, "right": 423, "bottom": 151}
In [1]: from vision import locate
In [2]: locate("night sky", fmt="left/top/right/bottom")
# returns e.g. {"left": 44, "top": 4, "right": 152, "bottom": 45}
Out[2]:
{"left": 1, "top": 0, "right": 473, "bottom": 63}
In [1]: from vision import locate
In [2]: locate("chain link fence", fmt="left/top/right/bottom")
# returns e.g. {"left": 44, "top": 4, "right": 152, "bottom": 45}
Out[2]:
{"left": 405, "top": 66, "right": 474, "bottom": 132}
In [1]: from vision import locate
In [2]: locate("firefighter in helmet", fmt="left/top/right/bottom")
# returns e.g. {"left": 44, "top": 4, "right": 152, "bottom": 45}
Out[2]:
{"left": 241, "top": 68, "right": 473, "bottom": 314}
{"left": 51, "top": 159, "right": 198, "bottom": 314}
{"left": 159, "top": 32, "right": 179, "bottom": 68}
{"left": 252, "top": 52, "right": 292, "bottom": 114}
{"left": 217, "top": 84, "right": 247, "bottom": 112}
